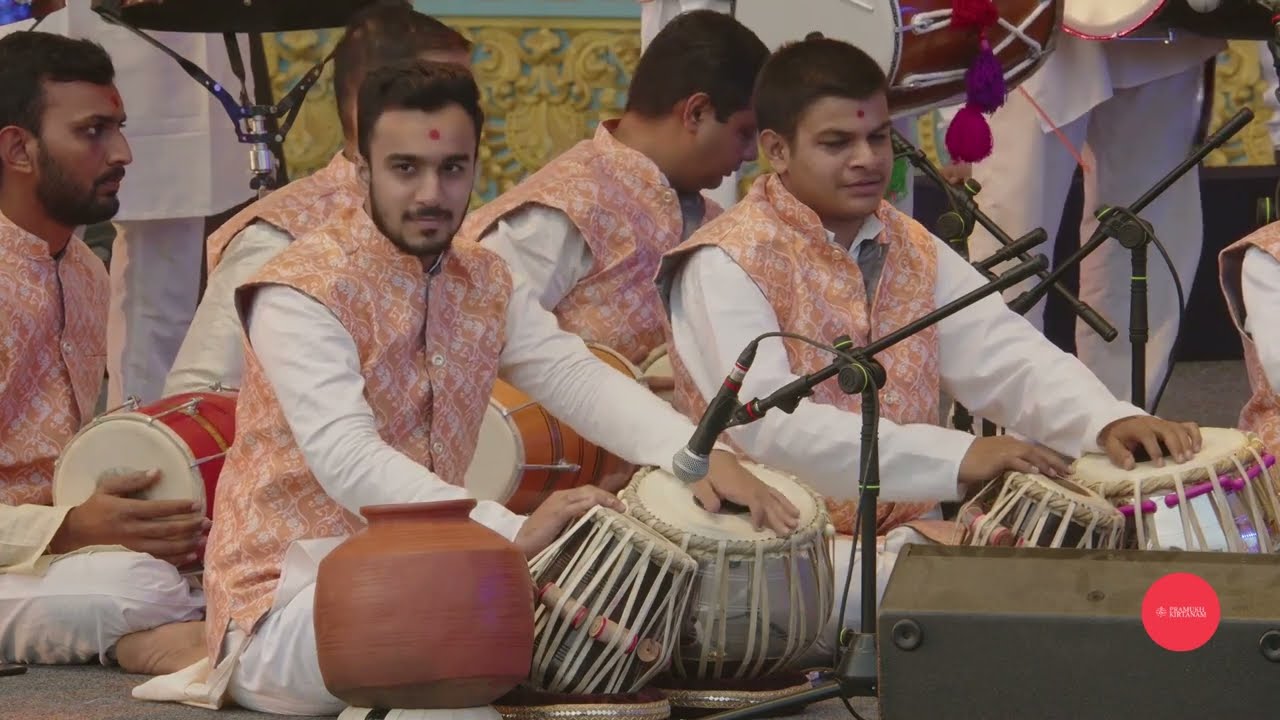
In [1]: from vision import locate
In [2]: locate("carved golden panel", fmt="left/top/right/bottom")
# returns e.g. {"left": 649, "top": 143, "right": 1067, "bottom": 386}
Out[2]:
{"left": 261, "top": 18, "right": 640, "bottom": 203}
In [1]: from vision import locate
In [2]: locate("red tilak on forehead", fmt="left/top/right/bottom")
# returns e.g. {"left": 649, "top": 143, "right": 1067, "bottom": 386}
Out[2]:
{"left": 109, "top": 89, "right": 122, "bottom": 110}
{"left": 856, "top": 109, "right": 864, "bottom": 118}
{"left": 428, "top": 128, "right": 440, "bottom": 140}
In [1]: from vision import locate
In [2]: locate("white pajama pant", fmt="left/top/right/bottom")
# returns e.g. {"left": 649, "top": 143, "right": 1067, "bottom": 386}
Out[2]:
{"left": 967, "top": 68, "right": 1207, "bottom": 406}
{"left": 107, "top": 217, "right": 207, "bottom": 408}
{"left": 0, "top": 551, "right": 205, "bottom": 665}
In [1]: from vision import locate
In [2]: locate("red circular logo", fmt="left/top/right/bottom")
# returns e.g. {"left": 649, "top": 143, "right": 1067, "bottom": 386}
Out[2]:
{"left": 1141, "top": 572, "right": 1221, "bottom": 652}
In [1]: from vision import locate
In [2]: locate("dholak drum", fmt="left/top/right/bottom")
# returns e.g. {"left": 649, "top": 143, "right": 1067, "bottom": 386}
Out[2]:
{"left": 1064, "top": 0, "right": 1276, "bottom": 41}
{"left": 1073, "top": 427, "right": 1280, "bottom": 553}
{"left": 621, "top": 464, "right": 834, "bottom": 681}
{"left": 640, "top": 345, "right": 674, "bottom": 404}
{"left": 465, "top": 344, "right": 641, "bottom": 515}
{"left": 960, "top": 472, "right": 1126, "bottom": 549}
{"left": 732, "top": 0, "right": 1061, "bottom": 115}
{"left": 527, "top": 505, "right": 698, "bottom": 696}
{"left": 52, "top": 388, "right": 237, "bottom": 571}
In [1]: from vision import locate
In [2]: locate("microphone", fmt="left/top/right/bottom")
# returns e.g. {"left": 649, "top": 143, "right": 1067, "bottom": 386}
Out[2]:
{"left": 972, "top": 228, "right": 1048, "bottom": 272}
{"left": 671, "top": 341, "right": 759, "bottom": 482}
{"left": 730, "top": 335, "right": 856, "bottom": 427}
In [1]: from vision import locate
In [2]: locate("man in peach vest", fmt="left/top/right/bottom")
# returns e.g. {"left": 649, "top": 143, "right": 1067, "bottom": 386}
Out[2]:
{"left": 133, "top": 60, "right": 796, "bottom": 716}
{"left": 456, "top": 10, "right": 767, "bottom": 368}
{"left": 164, "top": 2, "right": 473, "bottom": 395}
{"left": 658, "top": 38, "right": 1203, "bottom": 665}
{"left": 1219, "top": 224, "right": 1280, "bottom": 452}
{"left": 0, "top": 31, "right": 206, "bottom": 675}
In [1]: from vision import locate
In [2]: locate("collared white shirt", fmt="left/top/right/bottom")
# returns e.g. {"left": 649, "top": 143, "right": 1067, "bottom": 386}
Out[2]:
{"left": 245, "top": 265, "right": 706, "bottom": 540}
{"left": 666, "top": 218, "right": 1143, "bottom": 503}
{"left": 1241, "top": 246, "right": 1280, "bottom": 394}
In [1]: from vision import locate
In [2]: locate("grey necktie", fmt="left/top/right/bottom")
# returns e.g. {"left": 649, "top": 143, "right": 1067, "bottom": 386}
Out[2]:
{"left": 856, "top": 239, "right": 886, "bottom": 303}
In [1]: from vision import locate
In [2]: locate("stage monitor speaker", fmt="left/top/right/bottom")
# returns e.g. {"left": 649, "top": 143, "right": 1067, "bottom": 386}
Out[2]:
{"left": 878, "top": 544, "right": 1280, "bottom": 720}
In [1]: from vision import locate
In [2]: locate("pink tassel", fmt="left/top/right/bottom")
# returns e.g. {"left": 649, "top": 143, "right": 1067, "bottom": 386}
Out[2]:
{"left": 946, "top": 104, "right": 994, "bottom": 163}
{"left": 966, "top": 35, "right": 1006, "bottom": 113}
{"left": 951, "top": 0, "right": 997, "bottom": 29}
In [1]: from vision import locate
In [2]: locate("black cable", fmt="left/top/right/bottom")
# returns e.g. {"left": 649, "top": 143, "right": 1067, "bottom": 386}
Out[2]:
{"left": 732, "top": 330, "right": 873, "bottom": 720}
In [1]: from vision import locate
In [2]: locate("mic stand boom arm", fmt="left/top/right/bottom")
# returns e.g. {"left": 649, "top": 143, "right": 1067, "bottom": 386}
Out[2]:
{"left": 891, "top": 128, "right": 1118, "bottom": 342}
{"left": 703, "top": 253, "right": 1048, "bottom": 720}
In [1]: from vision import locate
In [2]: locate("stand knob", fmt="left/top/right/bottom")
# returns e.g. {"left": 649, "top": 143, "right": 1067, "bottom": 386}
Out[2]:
{"left": 1259, "top": 630, "right": 1280, "bottom": 662}
{"left": 891, "top": 619, "right": 923, "bottom": 651}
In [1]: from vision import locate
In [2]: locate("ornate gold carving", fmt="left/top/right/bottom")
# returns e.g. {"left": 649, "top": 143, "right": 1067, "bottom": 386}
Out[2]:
{"left": 261, "top": 18, "right": 642, "bottom": 202}
{"left": 1207, "top": 40, "right": 1275, "bottom": 167}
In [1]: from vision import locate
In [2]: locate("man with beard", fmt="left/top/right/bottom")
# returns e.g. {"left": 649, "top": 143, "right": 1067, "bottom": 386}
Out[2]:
{"left": 164, "top": 1, "right": 471, "bottom": 395}
{"left": 0, "top": 31, "right": 207, "bottom": 675}
{"left": 456, "top": 9, "right": 767, "bottom": 370}
{"left": 132, "top": 59, "right": 798, "bottom": 715}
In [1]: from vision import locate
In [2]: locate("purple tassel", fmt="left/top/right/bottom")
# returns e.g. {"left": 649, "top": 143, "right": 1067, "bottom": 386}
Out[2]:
{"left": 966, "top": 35, "right": 1006, "bottom": 113}
{"left": 946, "top": 104, "right": 994, "bottom": 163}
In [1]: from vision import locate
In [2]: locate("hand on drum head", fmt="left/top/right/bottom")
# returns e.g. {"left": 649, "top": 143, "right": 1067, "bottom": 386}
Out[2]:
{"left": 958, "top": 436, "right": 1072, "bottom": 487}
{"left": 512, "top": 485, "right": 626, "bottom": 558}
{"left": 689, "top": 451, "right": 801, "bottom": 536}
{"left": 1097, "top": 416, "right": 1202, "bottom": 470}
{"left": 48, "top": 470, "right": 208, "bottom": 567}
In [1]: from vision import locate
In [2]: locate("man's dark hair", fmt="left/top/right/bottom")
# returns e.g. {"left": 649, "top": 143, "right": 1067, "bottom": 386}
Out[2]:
{"left": 0, "top": 31, "right": 115, "bottom": 186}
{"left": 625, "top": 9, "right": 768, "bottom": 122}
{"left": 357, "top": 59, "right": 484, "bottom": 160}
{"left": 333, "top": 1, "right": 472, "bottom": 137}
{"left": 754, "top": 37, "right": 888, "bottom": 142}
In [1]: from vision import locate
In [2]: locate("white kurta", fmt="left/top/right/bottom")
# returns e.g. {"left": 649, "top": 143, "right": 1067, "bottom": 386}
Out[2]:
{"left": 2, "top": 5, "right": 256, "bottom": 409}
{"left": 138, "top": 270, "right": 715, "bottom": 714}
{"left": 664, "top": 217, "right": 1143, "bottom": 640}
{"left": 967, "top": 34, "right": 1224, "bottom": 406}
{"left": 1242, "top": 246, "right": 1280, "bottom": 395}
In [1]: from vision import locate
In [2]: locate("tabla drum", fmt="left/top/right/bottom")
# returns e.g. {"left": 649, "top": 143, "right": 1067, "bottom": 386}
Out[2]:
{"left": 527, "top": 505, "right": 698, "bottom": 696}
{"left": 1073, "top": 427, "right": 1280, "bottom": 553}
{"left": 640, "top": 345, "right": 674, "bottom": 404}
{"left": 731, "top": 0, "right": 1061, "bottom": 116}
{"left": 465, "top": 344, "right": 641, "bottom": 515}
{"left": 52, "top": 388, "right": 237, "bottom": 570}
{"left": 621, "top": 464, "right": 835, "bottom": 681}
{"left": 960, "top": 472, "right": 1126, "bottom": 549}
{"left": 1064, "top": 0, "right": 1276, "bottom": 41}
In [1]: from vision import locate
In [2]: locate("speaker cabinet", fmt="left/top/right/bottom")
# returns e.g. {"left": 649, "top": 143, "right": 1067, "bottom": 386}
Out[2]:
{"left": 877, "top": 544, "right": 1280, "bottom": 719}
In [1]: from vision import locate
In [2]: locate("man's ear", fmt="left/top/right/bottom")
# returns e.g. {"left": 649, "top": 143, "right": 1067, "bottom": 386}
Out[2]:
{"left": 356, "top": 154, "right": 371, "bottom": 187}
{"left": 677, "top": 92, "right": 714, "bottom": 132}
{"left": 0, "top": 126, "right": 36, "bottom": 179}
{"left": 759, "top": 128, "right": 791, "bottom": 175}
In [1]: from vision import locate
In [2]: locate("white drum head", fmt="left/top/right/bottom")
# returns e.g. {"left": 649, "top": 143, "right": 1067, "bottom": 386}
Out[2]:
{"left": 642, "top": 353, "right": 671, "bottom": 380}
{"left": 53, "top": 413, "right": 204, "bottom": 511}
{"left": 1073, "top": 427, "right": 1247, "bottom": 487}
{"left": 463, "top": 401, "right": 521, "bottom": 504}
{"left": 732, "top": 0, "right": 902, "bottom": 82}
{"left": 1064, "top": 0, "right": 1166, "bottom": 39}
{"left": 630, "top": 464, "right": 820, "bottom": 543}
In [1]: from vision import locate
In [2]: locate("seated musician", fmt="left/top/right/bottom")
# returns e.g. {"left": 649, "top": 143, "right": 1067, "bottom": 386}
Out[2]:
{"left": 163, "top": 2, "right": 472, "bottom": 396}
{"left": 0, "top": 31, "right": 205, "bottom": 674}
{"left": 1219, "top": 225, "right": 1280, "bottom": 452}
{"left": 135, "top": 60, "right": 796, "bottom": 716}
{"left": 656, "top": 37, "right": 1202, "bottom": 661}
{"left": 456, "top": 10, "right": 768, "bottom": 372}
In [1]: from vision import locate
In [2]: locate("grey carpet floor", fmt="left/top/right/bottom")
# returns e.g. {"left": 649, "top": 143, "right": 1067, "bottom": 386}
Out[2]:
{"left": 11, "top": 360, "right": 1254, "bottom": 720}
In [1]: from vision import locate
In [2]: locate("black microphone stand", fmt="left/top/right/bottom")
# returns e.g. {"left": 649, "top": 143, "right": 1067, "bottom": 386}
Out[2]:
{"left": 705, "top": 253, "right": 1049, "bottom": 720}
{"left": 1007, "top": 106, "right": 1255, "bottom": 410}
{"left": 891, "top": 129, "right": 1118, "bottom": 341}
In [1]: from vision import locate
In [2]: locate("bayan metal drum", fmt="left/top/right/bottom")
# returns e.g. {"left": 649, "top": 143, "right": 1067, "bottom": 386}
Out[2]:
{"left": 465, "top": 344, "right": 642, "bottom": 515}
{"left": 527, "top": 506, "right": 698, "bottom": 696}
{"left": 52, "top": 388, "right": 237, "bottom": 569}
{"left": 1064, "top": 0, "right": 1277, "bottom": 41}
{"left": 732, "top": 0, "right": 1061, "bottom": 115}
{"left": 1073, "top": 427, "right": 1280, "bottom": 553}
{"left": 622, "top": 464, "right": 835, "bottom": 680}
{"left": 961, "top": 472, "right": 1126, "bottom": 549}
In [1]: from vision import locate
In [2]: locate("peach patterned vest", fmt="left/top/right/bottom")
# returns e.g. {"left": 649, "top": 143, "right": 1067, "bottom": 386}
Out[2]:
{"left": 658, "top": 175, "right": 939, "bottom": 535}
{"left": 205, "top": 152, "right": 360, "bottom": 270}
{"left": 203, "top": 206, "right": 513, "bottom": 658}
{"left": 0, "top": 214, "right": 108, "bottom": 506}
{"left": 1220, "top": 225, "right": 1280, "bottom": 453}
{"left": 456, "top": 121, "right": 722, "bottom": 365}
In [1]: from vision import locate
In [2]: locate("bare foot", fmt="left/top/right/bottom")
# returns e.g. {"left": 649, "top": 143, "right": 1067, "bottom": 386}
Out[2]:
{"left": 116, "top": 620, "right": 206, "bottom": 675}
